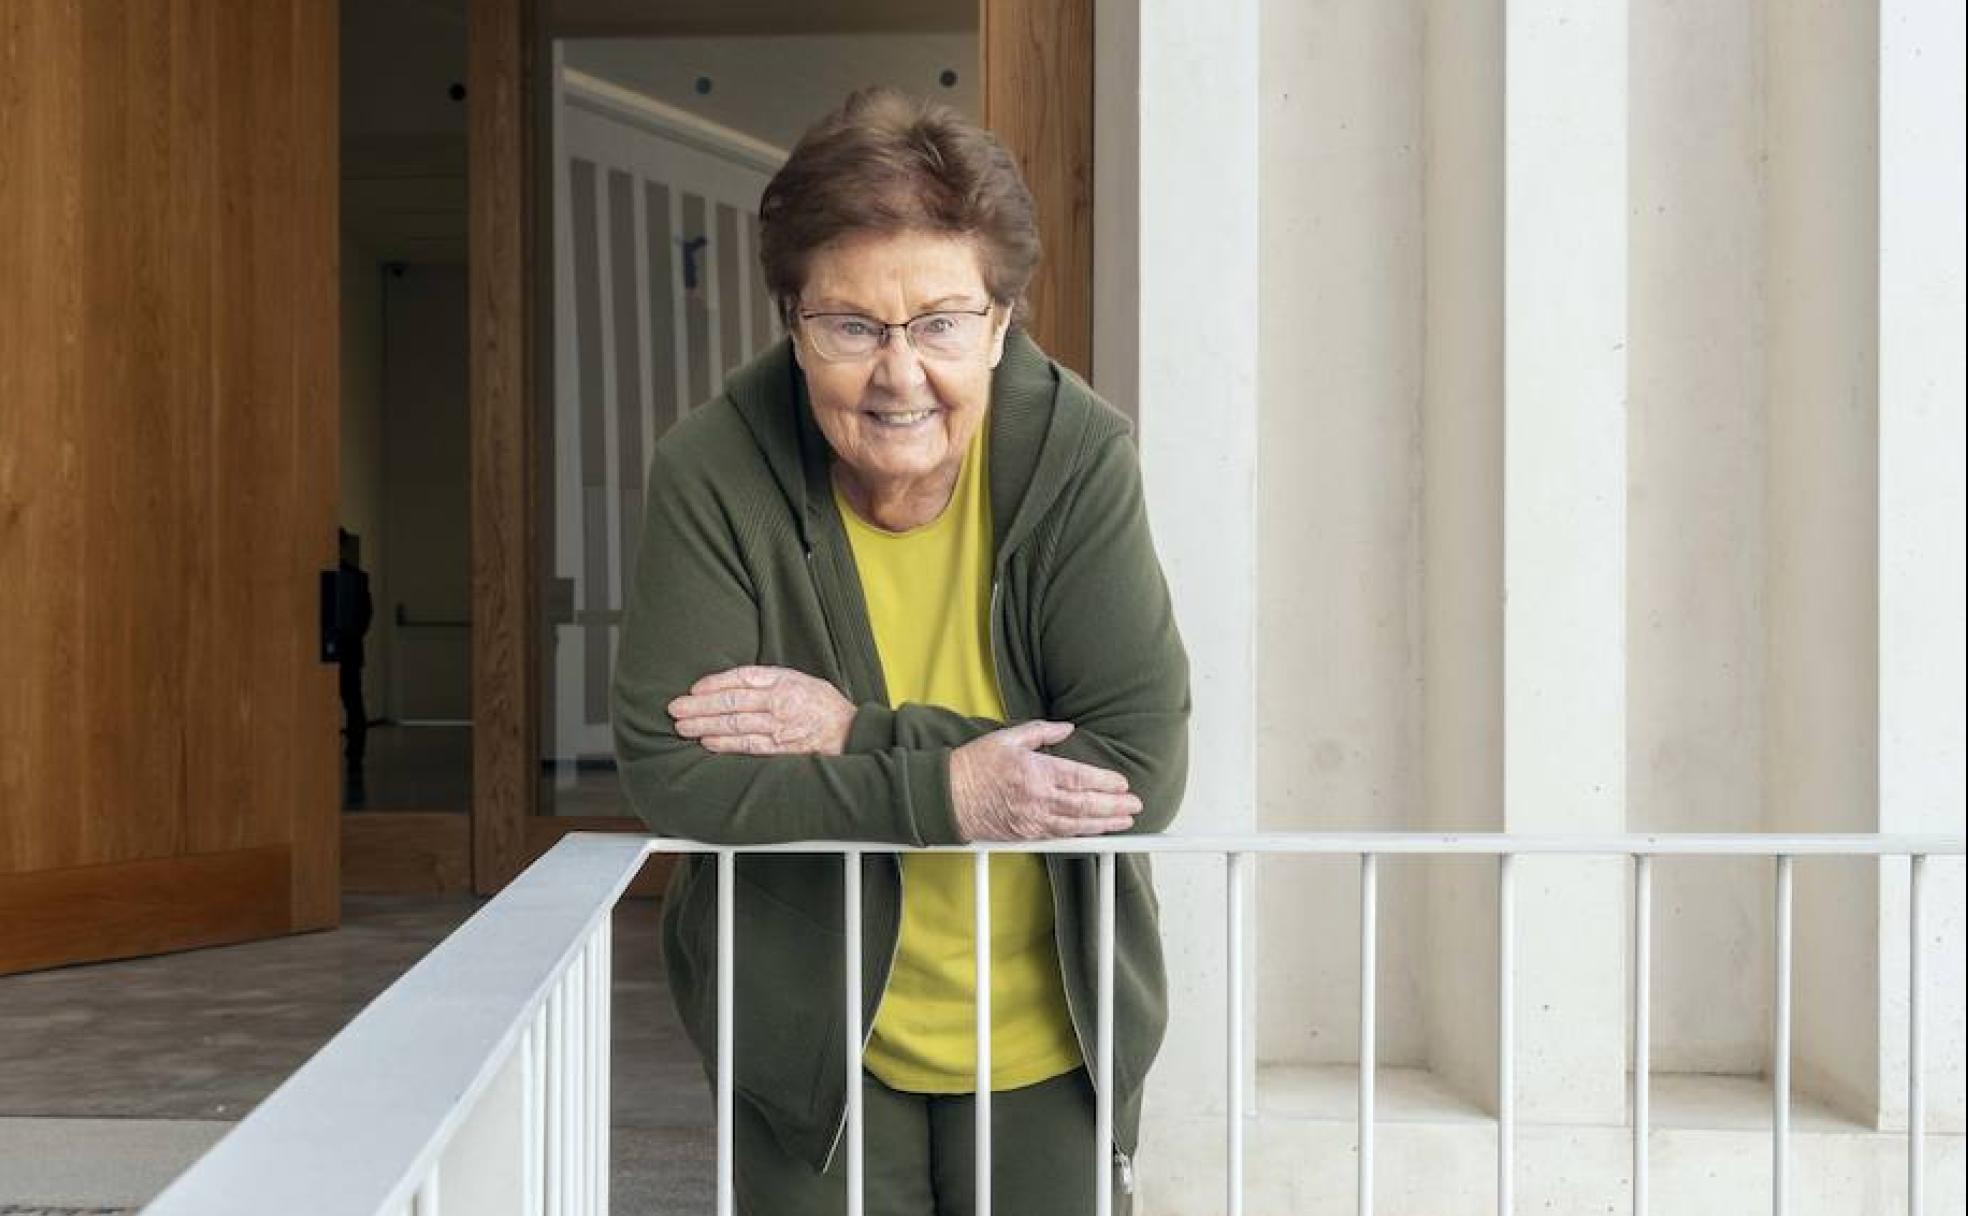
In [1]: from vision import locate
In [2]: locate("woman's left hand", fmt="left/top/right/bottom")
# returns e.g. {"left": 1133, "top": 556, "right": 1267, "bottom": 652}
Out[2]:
{"left": 666, "top": 665, "right": 856, "bottom": 756}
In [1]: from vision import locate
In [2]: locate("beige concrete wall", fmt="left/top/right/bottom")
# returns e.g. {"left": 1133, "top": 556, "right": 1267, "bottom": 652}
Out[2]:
{"left": 1766, "top": 0, "right": 1884, "bottom": 1123}
{"left": 1418, "top": 0, "right": 1503, "bottom": 1111}
{"left": 1629, "top": 0, "right": 1772, "bottom": 1076}
{"left": 1246, "top": 0, "right": 1961, "bottom": 1132}
{"left": 1256, "top": 0, "right": 1429, "bottom": 1068}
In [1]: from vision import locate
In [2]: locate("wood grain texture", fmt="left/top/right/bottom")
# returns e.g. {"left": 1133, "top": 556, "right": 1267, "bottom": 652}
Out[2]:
{"left": 343, "top": 812, "right": 472, "bottom": 895}
{"left": 471, "top": 0, "right": 541, "bottom": 894}
{"left": 0, "top": 0, "right": 338, "bottom": 951}
{"left": 0, "top": 846, "right": 293, "bottom": 976}
{"left": 983, "top": 0, "right": 1094, "bottom": 378}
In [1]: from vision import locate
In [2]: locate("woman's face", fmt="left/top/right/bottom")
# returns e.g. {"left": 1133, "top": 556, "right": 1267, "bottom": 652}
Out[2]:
{"left": 791, "top": 230, "right": 1009, "bottom": 508}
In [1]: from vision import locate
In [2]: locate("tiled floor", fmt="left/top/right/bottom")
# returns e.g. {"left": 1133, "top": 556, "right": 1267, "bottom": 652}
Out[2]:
{"left": 0, "top": 894, "right": 714, "bottom": 1214}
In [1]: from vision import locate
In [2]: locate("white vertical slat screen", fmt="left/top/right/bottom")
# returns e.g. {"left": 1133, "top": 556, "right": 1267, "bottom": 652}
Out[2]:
{"left": 550, "top": 73, "right": 786, "bottom": 769}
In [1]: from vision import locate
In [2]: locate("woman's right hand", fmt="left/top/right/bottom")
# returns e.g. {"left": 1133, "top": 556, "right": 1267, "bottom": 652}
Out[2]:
{"left": 948, "top": 720, "right": 1142, "bottom": 841}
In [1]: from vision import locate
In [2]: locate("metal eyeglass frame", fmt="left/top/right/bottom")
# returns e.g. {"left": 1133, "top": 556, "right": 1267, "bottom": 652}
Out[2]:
{"left": 794, "top": 302, "right": 997, "bottom": 362}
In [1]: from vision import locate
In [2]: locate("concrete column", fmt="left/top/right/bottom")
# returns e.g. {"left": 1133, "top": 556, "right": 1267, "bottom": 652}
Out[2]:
{"left": 1502, "top": 0, "right": 1628, "bottom": 1123}
{"left": 1878, "top": 0, "right": 1967, "bottom": 1129}
{"left": 1095, "top": 0, "right": 1261, "bottom": 1196}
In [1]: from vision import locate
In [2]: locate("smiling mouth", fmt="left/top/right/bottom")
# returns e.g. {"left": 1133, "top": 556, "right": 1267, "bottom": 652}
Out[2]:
{"left": 864, "top": 408, "right": 937, "bottom": 428}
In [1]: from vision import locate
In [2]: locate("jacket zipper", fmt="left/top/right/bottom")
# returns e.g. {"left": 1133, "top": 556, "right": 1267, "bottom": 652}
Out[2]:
{"left": 994, "top": 574, "right": 1134, "bottom": 1183}
{"left": 805, "top": 545, "right": 855, "bottom": 701}
{"left": 809, "top": 532, "right": 899, "bottom": 1172}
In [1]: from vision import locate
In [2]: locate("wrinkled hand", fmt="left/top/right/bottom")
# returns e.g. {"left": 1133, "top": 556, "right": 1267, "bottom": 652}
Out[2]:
{"left": 667, "top": 665, "right": 855, "bottom": 756}
{"left": 948, "top": 720, "right": 1142, "bottom": 841}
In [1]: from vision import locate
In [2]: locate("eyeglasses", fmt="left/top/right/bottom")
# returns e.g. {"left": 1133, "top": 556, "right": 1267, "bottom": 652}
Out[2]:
{"left": 795, "top": 303, "right": 997, "bottom": 362}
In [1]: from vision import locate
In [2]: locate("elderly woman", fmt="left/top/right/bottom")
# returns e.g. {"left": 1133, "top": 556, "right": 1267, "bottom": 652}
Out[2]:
{"left": 612, "top": 88, "right": 1189, "bottom": 1215}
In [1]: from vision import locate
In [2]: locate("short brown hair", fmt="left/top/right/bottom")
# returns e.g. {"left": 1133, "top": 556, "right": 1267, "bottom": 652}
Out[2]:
{"left": 758, "top": 88, "right": 1042, "bottom": 329}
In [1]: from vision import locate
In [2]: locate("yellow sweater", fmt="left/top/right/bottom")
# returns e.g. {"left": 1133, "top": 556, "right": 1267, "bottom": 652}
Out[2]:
{"left": 835, "top": 421, "right": 1083, "bottom": 1093}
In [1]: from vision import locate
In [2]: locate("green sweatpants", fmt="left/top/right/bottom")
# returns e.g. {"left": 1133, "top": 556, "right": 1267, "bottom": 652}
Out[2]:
{"left": 735, "top": 1067, "right": 1134, "bottom": 1216}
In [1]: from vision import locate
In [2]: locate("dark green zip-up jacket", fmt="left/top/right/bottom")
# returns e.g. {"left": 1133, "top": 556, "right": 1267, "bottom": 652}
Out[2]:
{"left": 611, "top": 328, "right": 1191, "bottom": 1175}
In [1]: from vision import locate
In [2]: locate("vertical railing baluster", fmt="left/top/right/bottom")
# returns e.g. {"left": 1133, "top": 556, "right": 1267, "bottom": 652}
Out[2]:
{"left": 1773, "top": 854, "right": 1793, "bottom": 1216}
{"left": 1097, "top": 853, "right": 1117, "bottom": 1216}
{"left": 1908, "top": 852, "right": 1926, "bottom": 1216}
{"left": 562, "top": 963, "right": 577, "bottom": 1216}
{"left": 413, "top": 1165, "right": 439, "bottom": 1215}
{"left": 975, "top": 849, "right": 993, "bottom": 1216}
{"left": 524, "top": 1018, "right": 542, "bottom": 1216}
{"left": 598, "top": 915, "right": 614, "bottom": 1216}
{"left": 574, "top": 932, "right": 582, "bottom": 1204}
{"left": 1634, "top": 854, "right": 1651, "bottom": 1216}
{"left": 1498, "top": 852, "right": 1515, "bottom": 1216}
{"left": 586, "top": 932, "right": 599, "bottom": 1214}
{"left": 845, "top": 850, "right": 866, "bottom": 1216}
{"left": 547, "top": 985, "right": 564, "bottom": 1216}
{"left": 1228, "top": 851, "right": 1248, "bottom": 1216}
{"left": 573, "top": 948, "right": 588, "bottom": 1216}
{"left": 1359, "top": 852, "right": 1377, "bottom": 1216}
{"left": 718, "top": 850, "right": 736, "bottom": 1216}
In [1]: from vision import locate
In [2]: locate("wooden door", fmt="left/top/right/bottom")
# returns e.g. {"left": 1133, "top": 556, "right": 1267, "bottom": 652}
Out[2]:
{"left": 0, "top": 0, "right": 341, "bottom": 974}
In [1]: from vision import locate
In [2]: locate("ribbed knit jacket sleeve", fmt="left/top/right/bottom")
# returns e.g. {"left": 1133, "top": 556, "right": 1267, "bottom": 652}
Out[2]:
{"left": 610, "top": 444, "right": 966, "bottom": 847}
{"left": 843, "top": 433, "right": 1191, "bottom": 835}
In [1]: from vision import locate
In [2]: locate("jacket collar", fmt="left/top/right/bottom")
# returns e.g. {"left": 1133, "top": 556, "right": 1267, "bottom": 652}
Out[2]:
{"left": 724, "top": 329, "right": 1090, "bottom": 568}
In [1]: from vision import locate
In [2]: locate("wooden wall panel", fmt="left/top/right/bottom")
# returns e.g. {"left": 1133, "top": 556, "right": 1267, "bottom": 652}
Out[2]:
{"left": 472, "top": 0, "right": 541, "bottom": 893}
{"left": 0, "top": 0, "right": 338, "bottom": 962}
{"left": 1, "top": 0, "right": 90, "bottom": 875}
{"left": 0, "top": 847, "right": 292, "bottom": 975}
{"left": 983, "top": 0, "right": 1094, "bottom": 378}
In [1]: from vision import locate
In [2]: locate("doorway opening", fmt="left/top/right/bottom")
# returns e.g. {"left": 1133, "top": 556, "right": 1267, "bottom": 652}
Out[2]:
{"left": 338, "top": 0, "right": 475, "bottom": 893}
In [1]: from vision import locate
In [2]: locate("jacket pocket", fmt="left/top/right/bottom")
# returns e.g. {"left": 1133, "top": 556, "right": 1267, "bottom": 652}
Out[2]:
{"left": 729, "top": 869, "right": 845, "bottom": 1126}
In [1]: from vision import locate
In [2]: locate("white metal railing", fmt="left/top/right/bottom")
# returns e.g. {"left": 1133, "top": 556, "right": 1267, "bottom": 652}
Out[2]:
{"left": 139, "top": 832, "right": 1963, "bottom": 1216}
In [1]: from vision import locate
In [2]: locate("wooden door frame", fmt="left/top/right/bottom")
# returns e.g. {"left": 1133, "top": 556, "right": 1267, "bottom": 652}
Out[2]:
{"left": 466, "top": 0, "right": 1094, "bottom": 897}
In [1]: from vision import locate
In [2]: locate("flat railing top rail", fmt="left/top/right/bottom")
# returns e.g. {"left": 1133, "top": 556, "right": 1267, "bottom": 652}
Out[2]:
{"left": 140, "top": 832, "right": 652, "bottom": 1216}
{"left": 643, "top": 832, "right": 1967, "bottom": 857}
